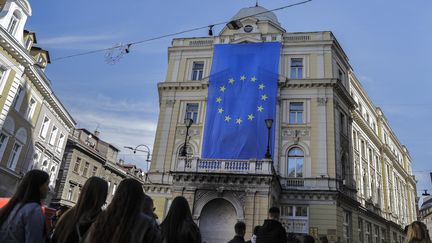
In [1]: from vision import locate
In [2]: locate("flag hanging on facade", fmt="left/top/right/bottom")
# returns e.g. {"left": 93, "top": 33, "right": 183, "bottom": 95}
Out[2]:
{"left": 202, "top": 42, "right": 281, "bottom": 160}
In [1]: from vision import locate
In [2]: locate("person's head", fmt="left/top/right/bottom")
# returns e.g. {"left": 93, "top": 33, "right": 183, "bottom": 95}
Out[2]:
{"left": 87, "top": 178, "right": 145, "bottom": 243}
{"left": 161, "top": 196, "right": 194, "bottom": 243}
{"left": 319, "top": 236, "right": 328, "bottom": 243}
{"left": 253, "top": 225, "right": 261, "bottom": 236}
{"left": 406, "top": 221, "right": 431, "bottom": 243}
{"left": 0, "top": 170, "right": 49, "bottom": 226}
{"left": 234, "top": 221, "right": 246, "bottom": 237}
{"left": 54, "top": 177, "right": 108, "bottom": 243}
{"left": 268, "top": 206, "right": 280, "bottom": 220}
{"left": 302, "top": 235, "right": 315, "bottom": 243}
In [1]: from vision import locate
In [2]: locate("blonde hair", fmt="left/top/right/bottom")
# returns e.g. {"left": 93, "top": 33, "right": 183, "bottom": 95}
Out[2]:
{"left": 405, "top": 221, "right": 432, "bottom": 243}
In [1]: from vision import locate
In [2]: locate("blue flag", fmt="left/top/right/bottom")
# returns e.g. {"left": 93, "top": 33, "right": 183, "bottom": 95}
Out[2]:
{"left": 202, "top": 42, "right": 281, "bottom": 160}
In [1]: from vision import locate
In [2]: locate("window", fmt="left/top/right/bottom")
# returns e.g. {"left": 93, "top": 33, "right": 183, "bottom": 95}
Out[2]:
{"left": 290, "top": 58, "right": 303, "bottom": 79}
{"left": 0, "top": 67, "right": 7, "bottom": 88}
{"left": 381, "top": 228, "right": 386, "bottom": 243}
{"left": 32, "top": 148, "right": 42, "bottom": 169}
{"left": 369, "top": 149, "right": 373, "bottom": 165}
{"left": 340, "top": 112, "right": 345, "bottom": 134}
{"left": 343, "top": 211, "right": 352, "bottom": 243}
{"left": 295, "top": 206, "right": 308, "bottom": 217}
{"left": 67, "top": 184, "right": 74, "bottom": 200}
{"left": 112, "top": 183, "right": 117, "bottom": 196}
{"left": 25, "top": 98, "right": 36, "bottom": 120}
{"left": 49, "top": 165, "right": 57, "bottom": 187}
{"left": 38, "top": 56, "right": 46, "bottom": 67}
{"left": 359, "top": 219, "right": 364, "bottom": 243}
{"left": 0, "top": 133, "right": 9, "bottom": 159}
{"left": 7, "top": 12, "right": 20, "bottom": 35}
{"left": 7, "top": 142, "right": 22, "bottom": 170}
{"left": 281, "top": 205, "right": 308, "bottom": 218}
{"left": 289, "top": 102, "right": 303, "bottom": 124}
{"left": 374, "top": 225, "right": 380, "bottom": 243}
{"left": 353, "top": 131, "right": 358, "bottom": 150}
{"left": 73, "top": 157, "right": 81, "bottom": 173}
{"left": 338, "top": 68, "right": 345, "bottom": 82}
{"left": 287, "top": 147, "right": 304, "bottom": 178}
{"left": 361, "top": 140, "right": 366, "bottom": 157}
{"left": 92, "top": 166, "right": 98, "bottom": 176}
{"left": 56, "top": 133, "right": 65, "bottom": 153}
{"left": 185, "top": 103, "right": 199, "bottom": 123}
{"left": 41, "top": 155, "right": 49, "bottom": 171}
{"left": 82, "top": 162, "right": 90, "bottom": 177}
{"left": 366, "top": 222, "right": 372, "bottom": 243}
{"left": 39, "top": 116, "right": 51, "bottom": 139}
{"left": 191, "top": 62, "right": 204, "bottom": 80}
{"left": 48, "top": 126, "right": 58, "bottom": 146}
{"left": 25, "top": 38, "right": 33, "bottom": 50}
{"left": 12, "top": 85, "right": 24, "bottom": 111}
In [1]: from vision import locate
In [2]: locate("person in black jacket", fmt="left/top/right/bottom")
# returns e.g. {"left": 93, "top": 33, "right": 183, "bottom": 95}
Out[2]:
{"left": 160, "top": 196, "right": 201, "bottom": 243}
{"left": 256, "top": 207, "right": 287, "bottom": 243}
{"left": 228, "top": 221, "right": 246, "bottom": 243}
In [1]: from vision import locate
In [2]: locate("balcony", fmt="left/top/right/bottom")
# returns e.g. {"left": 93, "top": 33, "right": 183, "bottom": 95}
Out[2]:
{"left": 175, "top": 157, "right": 273, "bottom": 175}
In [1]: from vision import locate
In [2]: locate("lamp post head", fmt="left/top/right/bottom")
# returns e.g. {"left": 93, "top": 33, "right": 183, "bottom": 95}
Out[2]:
{"left": 184, "top": 118, "right": 194, "bottom": 128}
{"left": 265, "top": 119, "right": 273, "bottom": 129}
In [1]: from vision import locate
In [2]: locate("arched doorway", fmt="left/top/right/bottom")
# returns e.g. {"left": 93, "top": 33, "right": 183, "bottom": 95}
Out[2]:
{"left": 199, "top": 198, "right": 237, "bottom": 243}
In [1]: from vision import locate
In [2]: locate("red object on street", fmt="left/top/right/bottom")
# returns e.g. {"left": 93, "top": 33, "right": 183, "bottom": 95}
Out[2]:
{"left": 0, "top": 197, "right": 56, "bottom": 231}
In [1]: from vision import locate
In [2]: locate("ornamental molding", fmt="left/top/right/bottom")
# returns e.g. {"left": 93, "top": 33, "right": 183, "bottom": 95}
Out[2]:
{"left": 158, "top": 81, "right": 209, "bottom": 91}
{"left": 282, "top": 128, "right": 310, "bottom": 138}
{"left": 171, "top": 172, "right": 274, "bottom": 187}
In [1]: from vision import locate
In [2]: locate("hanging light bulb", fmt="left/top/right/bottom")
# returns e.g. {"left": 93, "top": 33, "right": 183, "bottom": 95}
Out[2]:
{"left": 208, "top": 25, "right": 214, "bottom": 36}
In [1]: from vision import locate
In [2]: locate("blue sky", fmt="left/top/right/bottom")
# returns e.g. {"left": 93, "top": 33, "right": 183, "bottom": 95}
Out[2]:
{"left": 25, "top": 0, "right": 432, "bottom": 198}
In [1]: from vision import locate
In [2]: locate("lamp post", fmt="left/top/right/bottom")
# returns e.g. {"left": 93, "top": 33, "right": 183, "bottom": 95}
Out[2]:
{"left": 181, "top": 118, "right": 194, "bottom": 157}
{"left": 264, "top": 119, "right": 273, "bottom": 159}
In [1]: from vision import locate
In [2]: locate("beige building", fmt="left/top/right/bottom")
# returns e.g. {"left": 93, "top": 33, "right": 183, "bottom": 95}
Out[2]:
{"left": 52, "top": 129, "right": 128, "bottom": 207}
{"left": 145, "top": 5, "right": 417, "bottom": 243}
{"left": 0, "top": 0, "right": 75, "bottom": 196}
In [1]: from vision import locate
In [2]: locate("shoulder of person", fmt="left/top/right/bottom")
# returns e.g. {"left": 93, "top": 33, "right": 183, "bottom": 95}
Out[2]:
{"left": 21, "top": 202, "right": 43, "bottom": 216}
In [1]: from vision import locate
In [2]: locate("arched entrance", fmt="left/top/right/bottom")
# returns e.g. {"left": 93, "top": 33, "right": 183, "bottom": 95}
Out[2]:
{"left": 199, "top": 198, "right": 237, "bottom": 243}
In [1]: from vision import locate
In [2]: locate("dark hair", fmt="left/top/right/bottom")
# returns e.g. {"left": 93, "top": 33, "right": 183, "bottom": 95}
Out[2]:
{"left": 142, "top": 194, "right": 154, "bottom": 217}
{"left": 253, "top": 225, "right": 261, "bottom": 235}
{"left": 53, "top": 177, "right": 108, "bottom": 243}
{"left": 268, "top": 206, "right": 280, "bottom": 218}
{"left": 303, "top": 235, "right": 315, "bottom": 243}
{"left": 86, "top": 178, "right": 145, "bottom": 243}
{"left": 0, "top": 170, "right": 49, "bottom": 226}
{"left": 160, "top": 196, "right": 194, "bottom": 243}
{"left": 234, "top": 221, "right": 246, "bottom": 235}
{"left": 320, "top": 236, "right": 328, "bottom": 243}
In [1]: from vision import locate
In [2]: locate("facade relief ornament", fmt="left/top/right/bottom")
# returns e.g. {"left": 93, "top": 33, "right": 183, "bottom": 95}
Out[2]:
{"left": 166, "top": 99, "right": 175, "bottom": 107}
{"left": 317, "top": 97, "right": 328, "bottom": 106}
{"left": 282, "top": 128, "right": 310, "bottom": 138}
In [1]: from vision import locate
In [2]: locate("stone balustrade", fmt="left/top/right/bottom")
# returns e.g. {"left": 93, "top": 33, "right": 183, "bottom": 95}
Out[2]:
{"left": 175, "top": 157, "right": 273, "bottom": 174}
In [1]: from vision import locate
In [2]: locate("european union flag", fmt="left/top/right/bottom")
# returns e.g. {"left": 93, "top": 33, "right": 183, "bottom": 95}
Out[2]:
{"left": 202, "top": 42, "right": 281, "bottom": 160}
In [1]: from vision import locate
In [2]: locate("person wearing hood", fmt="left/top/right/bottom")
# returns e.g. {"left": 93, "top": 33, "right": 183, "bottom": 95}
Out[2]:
{"left": 256, "top": 207, "right": 287, "bottom": 243}
{"left": 50, "top": 177, "right": 108, "bottom": 243}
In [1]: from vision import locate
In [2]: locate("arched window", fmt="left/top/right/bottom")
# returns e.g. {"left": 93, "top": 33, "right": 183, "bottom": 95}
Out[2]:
{"left": 287, "top": 147, "right": 304, "bottom": 178}
{"left": 7, "top": 11, "right": 21, "bottom": 35}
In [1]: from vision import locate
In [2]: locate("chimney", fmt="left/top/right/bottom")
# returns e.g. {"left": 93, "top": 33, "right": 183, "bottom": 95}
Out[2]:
{"left": 94, "top": 130, "right": 100, "bottom": 137}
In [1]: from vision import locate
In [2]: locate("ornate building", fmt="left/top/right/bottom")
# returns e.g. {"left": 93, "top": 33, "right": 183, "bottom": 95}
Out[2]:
{"left": 146, "top": 5, "right": 417, "bottom": 243}
{"left": 0, "top": 0, "right": 75, "bottom": 196}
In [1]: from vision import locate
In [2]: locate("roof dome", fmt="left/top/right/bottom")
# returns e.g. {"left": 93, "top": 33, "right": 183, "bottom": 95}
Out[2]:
{"left": 421, "top": 196, "right": 432, "bottom": 210}
{"left": 231, "top": 6, "right": 280, "bottom": 26}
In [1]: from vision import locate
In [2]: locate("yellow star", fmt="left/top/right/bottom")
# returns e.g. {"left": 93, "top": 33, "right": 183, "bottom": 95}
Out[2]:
{"left": 261, "top": 94, "right": 268, "bottom": 101}
{"left": 236, "top": 118, "right": 243, "bottom": 124}
{"left": 218, "top": 108, "right": 224, "bottom": 114}
{"left": 240, "top": 75, "right": 246, "bottom": 81}
{"left": 247, "top": 114, "right": 255, "bottom": 120}
{"left": 228, "top": 78, "right": 235, "bottom": 84}
{"left": 251, "top": 76, "right": 257, "bottom": 82}
{"left": 220, "top": 85, "right": 226, "bottom": 92}
{"left": 216, "top": 97, "right": 222, "bottom": 103}
{"left": 257, "top": 106, "right": 264, "bottom": 112}
{"left": 224, "top": 116, "right": 231, "bottom": 122}
{"left": 258, "top": 84, "right": 265, "bottom": 90}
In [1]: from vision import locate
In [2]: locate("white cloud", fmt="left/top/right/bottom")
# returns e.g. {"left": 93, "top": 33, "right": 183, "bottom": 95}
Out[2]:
{"left": 39, "top": 35, "right": 114, "bottom": 45}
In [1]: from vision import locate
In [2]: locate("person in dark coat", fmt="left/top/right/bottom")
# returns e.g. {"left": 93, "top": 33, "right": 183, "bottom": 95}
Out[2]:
{"left": 301, "top": 235, "right": 315, "bottom": 243}
{"left": 228, "top": 221, "right": 246, "bottom": 243}
{"left": 160, "top": 196, "right": 201, "bottom": 243}
{"left": 245, "top": 226, "right": 261, "bottom": 243}
{"left": 256, "top": 207, "right": 287, "bottom": 243}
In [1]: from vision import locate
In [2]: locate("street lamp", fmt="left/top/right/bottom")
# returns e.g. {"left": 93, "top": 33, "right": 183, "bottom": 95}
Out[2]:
{"left": 181, "top": 118, "right": 194, "bottom": 157}
{"left": 264, "top": 119, "right": 273, "bottom": 159}
{"left": 124, "top": 144, "right": 151, "bottom": 162}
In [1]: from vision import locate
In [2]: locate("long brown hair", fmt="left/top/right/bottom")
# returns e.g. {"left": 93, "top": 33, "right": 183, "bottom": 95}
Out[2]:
{"left": 0, "top": 170, "right": 49, "bottom": 226}
{"left": 86, "top": 178, "right": 145, "bottom": 243}
{"left": 53, "top": 177, "right": 108, "bottom": 243}
{"left": 160, "top": 196, "right": 195, "bottom": 243}
{"left": 405, "top": 221, "right": 432, "bottom": 243}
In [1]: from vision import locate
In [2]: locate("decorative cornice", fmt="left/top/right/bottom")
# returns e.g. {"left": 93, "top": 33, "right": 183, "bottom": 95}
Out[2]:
{"left": 352, "top": 112, "right": 382, "bottom": 147}
{"left": 158, "top": 81, "right": 209, "bottom": 91}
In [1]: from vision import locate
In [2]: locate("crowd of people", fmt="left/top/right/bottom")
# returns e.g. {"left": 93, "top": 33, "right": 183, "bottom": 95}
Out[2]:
{"left": 0, "top": 169, "right": 431, "bottom": 243}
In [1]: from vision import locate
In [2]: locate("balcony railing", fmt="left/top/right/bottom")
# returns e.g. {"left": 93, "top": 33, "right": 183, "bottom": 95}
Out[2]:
{"left": 175, "top": 157, "right": 273, "bottom": 174}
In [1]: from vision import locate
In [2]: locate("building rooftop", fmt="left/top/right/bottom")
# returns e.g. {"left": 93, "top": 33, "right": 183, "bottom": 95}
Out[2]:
{"left": 231, "top": 6, "right": 280, "bottom": 26}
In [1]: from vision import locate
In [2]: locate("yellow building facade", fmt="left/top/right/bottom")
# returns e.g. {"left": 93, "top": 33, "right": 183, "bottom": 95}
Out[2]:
{"left": 145, "top": 6, "right": 417, "bottom": 243}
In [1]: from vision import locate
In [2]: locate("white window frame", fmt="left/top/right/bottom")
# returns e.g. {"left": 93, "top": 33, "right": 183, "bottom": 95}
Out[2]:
{"left": 25, "top": 37, "right": 33, "bottom": 50}
{"left": 48, "top": 125, "right": 58, "bottom": 146}
{"left": 12, "top": 85, "right": 24, "bottom": 111}
{"left": 191, "top": 61, "right": 204, "bottom": 80}
{"left": 289, "top": 102, "right": 304, "bottom": 124}
{"left": 32, "top": 148, "right": 42, "bottom": 169}
{"left": 82, "top": 161, "right": 90, "bottom": 177}
{"left": 39, "top": 116, "right": 51, "bottom": 139}
{"left": 343, "top": 211, "right": 352, "bottom": 243}
{"left": 287, "top": 147, "right": 304, "bottom": 178}
{"left": 290, "top": 58, "right": 304, "bottom": 79}
{"left": 56, "top": 133, "right": 65, "bottom": 153}
{"left": 185, "top": 103, "right": 199, "bottom": 124}
{"left": 49, "top": 164, "right": 57, "bottom": 187}
{"left": 0, "top": 66, "right": 8, "bottom": 93}
{"left": 7, "top": 141, "right": 22, "bottom": 170}
{"left": 25, "top": 97, "right": 37, "bottom": 121}
{"left": 0, "top": 132, "right": 10, "bottom": 160}
{"left": 67, "top": 184, "right": 74, "bottom": 200}
{"left": 7, "top": 12, "right": 20, "bottom": 35}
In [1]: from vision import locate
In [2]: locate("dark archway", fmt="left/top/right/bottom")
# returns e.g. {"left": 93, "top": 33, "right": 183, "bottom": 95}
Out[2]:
{"left": 199, "top": 198, "right": 237, "bottom": 243}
